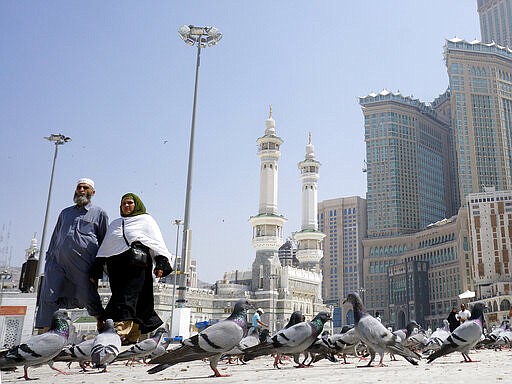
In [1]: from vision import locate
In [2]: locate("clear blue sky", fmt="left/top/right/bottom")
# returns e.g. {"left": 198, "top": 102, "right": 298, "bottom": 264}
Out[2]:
{"left": 0, "top": 1, "right": 480, "bottom": 283}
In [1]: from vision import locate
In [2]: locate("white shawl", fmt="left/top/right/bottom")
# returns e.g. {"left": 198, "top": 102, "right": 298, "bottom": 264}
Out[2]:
{"left": 96, "top": 214, "right": 173, "bottom": 260}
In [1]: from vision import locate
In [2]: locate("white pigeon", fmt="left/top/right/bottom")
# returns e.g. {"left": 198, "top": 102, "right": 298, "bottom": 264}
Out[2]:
{"left": 0, "top": 310, "right": 71, "bottom": 380}
{"left": 343, "top": 292, "right": 421, "bottom": 367}
{"left": 115, "top": 327, "right": 166, "bottom": 366}
{"left": 148, "top": 299, "right": 253, "bottom": 377}
{"left": 54, "top": 338, "right": 95, "bottom": 371}
{"left": 427, "top": 302, "right": 486, "bottom": 363}
{"left": 91, "top": 319, "right": 121, "bottom": 372}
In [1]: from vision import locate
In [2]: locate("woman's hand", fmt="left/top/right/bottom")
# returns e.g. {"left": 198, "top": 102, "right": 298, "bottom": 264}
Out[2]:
{"left": 154, "top": 268, "right": 164, "bottom": 278}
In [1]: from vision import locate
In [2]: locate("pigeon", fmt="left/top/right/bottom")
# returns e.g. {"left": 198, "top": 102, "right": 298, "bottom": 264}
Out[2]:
{"left": 90, "top": 319, "right": 121, "bottom": 371}
{"left": 148, "top": 299, "right": 253, "bottom": 377}
{"left": 115, "top": 327, "right": 166, "bottom": 366}
{"left": 243, "top": 311, "right": 331, "bottom": 368}
{"left": 423, "top": 320, "right": 451, "bottom": 354}
{"left": 145, "top": 336, "right": 171, "bottom": 362}
{"left": 427, "top": 302, "right": 486, "bottom": 363}
{"left": 481, "top": 320, "right": 509, "bottom": 347}
{"left": 324, "top": 327, "right": 364, "bottom": 363}
{"left": 343, "top": 292, "right": 421, "bottom": 367}
{"left": 303, "top": 331, "right": 338, "bottom": 365}
{"left": 223, "top": 327, "right": 270, "bottom": 364}
{"left": 0, "top": 310, "right": 71, "bottom": 380}
{"left": 54, "top": 338, "right": 95, "bottom": 371}
{"left": 393, "top": 321, "right": 420, "bottom": 346}
{"left": 493, "top": 328, "right": 512, "bottom": 350}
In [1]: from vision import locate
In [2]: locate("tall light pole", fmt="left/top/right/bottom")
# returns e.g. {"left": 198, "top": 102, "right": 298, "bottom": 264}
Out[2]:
{"left": 176, "top": 25, "right": 222, "bottom": 308}
{"left": 34, "top": 134, "right": 72, "bottom": 297}
{"left": 169, "top": 219, "right": 182, "bottom": 337}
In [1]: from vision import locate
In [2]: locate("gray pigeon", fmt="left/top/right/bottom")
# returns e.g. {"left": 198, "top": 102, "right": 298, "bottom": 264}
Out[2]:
{"left": 427, "top": 302, "right": 486, "bottom": 363}
{"left": 115, "top": 327, "right": 166, "bottom": 366}
{"left": 144, "top": 336, "right": 171, "bottom": 362}
{"left": 0, "top": 310, "right": 70, "bottom": 380}
{"left": 324, "top": 327, "right": 364, "bottom": 363}
{"left": 91, "top": 319, "right": 121, "bottom": 372}
{"left": 343, "top": 292, "right": 420, "bottom": 367}
{"left": 423, "top": 320, "right": 451, "bottom": 354}
{"left": 148, "top": 299, "right": 253, "bottom": 377}
{"left": 223, "top": 327, "right": 267, "bottom": 364}
{"left": 243, "top": 311, "right": 331, "bottom": 368}
{"left": 54, "top": 338, "right": 94, "bottom": 371}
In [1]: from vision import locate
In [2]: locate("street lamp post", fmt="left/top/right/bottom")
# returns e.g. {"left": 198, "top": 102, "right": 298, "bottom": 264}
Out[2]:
{"left": 176, "top": 25, "right": 222, "bottom": 308}
{"left": 34, "top": 134, "right": 72, "bottom": 296}
{"left": 169, "top": 219, "right": 182, "bottom": 337}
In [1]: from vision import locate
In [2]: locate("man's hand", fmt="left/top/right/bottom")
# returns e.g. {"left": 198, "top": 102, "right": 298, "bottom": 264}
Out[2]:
{"left": 154, "top": 268, "right": 164, "bottom": 278}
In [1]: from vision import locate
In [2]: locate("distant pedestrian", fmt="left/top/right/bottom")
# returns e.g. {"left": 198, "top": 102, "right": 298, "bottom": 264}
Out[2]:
{"left": 375, "top": 311, "right": 382, "bottom": 322}
{"left": 457, "top": 303, "right": 471, "bottom": 325}
{"left": 447, "top": 307, "right": 459, "bottom": 332}
{"left": 250, "top": 308, "right": 268, "bottom": 334}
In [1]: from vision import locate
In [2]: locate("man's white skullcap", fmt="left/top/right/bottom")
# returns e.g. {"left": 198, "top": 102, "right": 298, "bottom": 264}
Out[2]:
{"left": 77, "top": 178, "right": 95, "bottom": 189}
{"left": 257, "top": 308, "right": 264, "bottom": 314}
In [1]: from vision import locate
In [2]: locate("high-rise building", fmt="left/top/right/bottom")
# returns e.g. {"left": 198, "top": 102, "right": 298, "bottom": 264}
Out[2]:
{"left": 445, "top": 38, "right": 512, "bottom": 202}
{"left": 478, "top": 0, "right": 512, "bottom": 47}
{"left": 360, "top": 90, "right": 455, "bottom": 238}
{"left": 318, "top": 196, "right": 367, "bottom": 327}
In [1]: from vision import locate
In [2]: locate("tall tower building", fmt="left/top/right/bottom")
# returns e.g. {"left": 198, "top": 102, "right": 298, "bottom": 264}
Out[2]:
{"left": 318, "top": 196, "right": 367, "bottom": 327}
{"left": 478, "top": 0, "right": 512, "bottom": 47}
{"left": 250, "top": 107, "right": 286, "bottom": 290}
{"left": 359, "top": 90, "right": 455, "bottom": 238}
{"left": 445, "top": 38, "right": 512, "bottom": 202}
{"left": 294, "top": 134, "right": 325, "bottom": 271}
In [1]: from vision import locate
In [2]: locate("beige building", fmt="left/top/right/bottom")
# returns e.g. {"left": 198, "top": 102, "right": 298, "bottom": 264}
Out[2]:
{"left": 466, "top": 188, "right": 512, "bottom": 298}
{"left": 360, "top": 207, "right": 473, "bottom": 329}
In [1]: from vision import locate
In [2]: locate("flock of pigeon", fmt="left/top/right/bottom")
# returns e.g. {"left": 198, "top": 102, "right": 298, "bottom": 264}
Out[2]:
{"left": 0, "top": 293, "right": 501, "bottom": 380}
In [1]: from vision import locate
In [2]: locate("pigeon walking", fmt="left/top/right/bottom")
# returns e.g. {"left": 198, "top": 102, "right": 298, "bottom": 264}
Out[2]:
{"left": 243, "top": 311, "right": 331, "bottom": 368}
{"left": 343, "top": 292, "right": 420, "bottom": 367}
{"left": 427, "top": 302, "right": 486, "bottom": 363}
{"left": 0, "top": 310, "right": 71, "bottom": 380}
{"left": 91, "top": 319, "right": 121, "bottom": 372}
{"left": 148, "top": 299, "right": 253, "bottom": 377}
{"left": 115, "top": 328, "right": 166, "bottom": 366}
{"left": 54, "top": 338, "right": 94, "bottom": 371}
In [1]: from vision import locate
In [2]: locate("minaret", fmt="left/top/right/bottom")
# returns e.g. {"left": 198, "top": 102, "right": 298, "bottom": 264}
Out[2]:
{"left": 294, "top": 133, "right": 325, "bottom": 271}
{"left": 250, "top": 106, "right": 286, "bottom": 290}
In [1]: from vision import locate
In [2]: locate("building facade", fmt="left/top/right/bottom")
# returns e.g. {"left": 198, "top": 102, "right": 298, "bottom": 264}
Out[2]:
{"left": 360, "top": 90, "right": 455, "bottom": 238}
{"left": 318, "top": 196, "right": 367, "bottom": 328}
{"left": 478, "top": 0, "right": 512, "bottom": 47}
{"left": 445, "top": 38, "right": 512, "bottom": 203}
{"left": 466, "top": 188, "right": 512, "bottom": 298}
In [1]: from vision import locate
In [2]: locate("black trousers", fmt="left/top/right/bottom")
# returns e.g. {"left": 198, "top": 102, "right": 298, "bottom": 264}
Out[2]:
{"left": 104, "top": 250, "right": 163, "bottom": 333}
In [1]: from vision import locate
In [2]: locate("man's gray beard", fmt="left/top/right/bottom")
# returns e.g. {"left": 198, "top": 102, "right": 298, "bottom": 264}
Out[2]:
{"left": 74, "top": 193, "right": 91, "bottom": 206}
